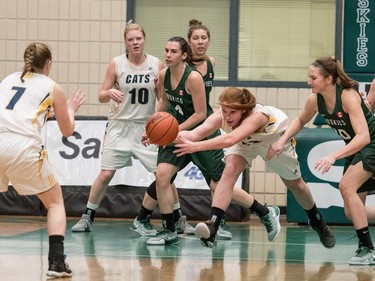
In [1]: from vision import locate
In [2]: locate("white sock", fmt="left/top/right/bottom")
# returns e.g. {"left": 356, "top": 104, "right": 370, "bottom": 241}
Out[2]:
{"left": 87, "top": 202, "right": 99, "bottom": 210}
{"left": 173, "top": 202, "right": 181, "bottom": 210}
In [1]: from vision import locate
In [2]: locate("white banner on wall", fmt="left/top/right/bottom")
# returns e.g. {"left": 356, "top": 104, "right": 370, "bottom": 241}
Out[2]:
{"left": 42, "top": 119, "right": 242, "bottom": 189}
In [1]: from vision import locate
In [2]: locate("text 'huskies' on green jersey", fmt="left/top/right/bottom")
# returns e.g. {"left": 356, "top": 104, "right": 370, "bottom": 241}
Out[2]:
{"left": 164, "top": 64, "right": 205, "bottom": 127}
{"left": 109, "top": 54, "right": 160, "bottom": 122}
{"left": 317, "top": 84, "right": 375, "bottom": 144}
{"left": 197, "top": 59, "right": 214, "bottom": 116}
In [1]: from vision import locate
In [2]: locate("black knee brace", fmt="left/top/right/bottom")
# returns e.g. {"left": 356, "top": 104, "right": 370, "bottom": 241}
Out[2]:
{"left": 146, "top": 180, "right": 157, "bottom": 200}
{"left": 146, "top": 173, "right": 178, "bottom": 200}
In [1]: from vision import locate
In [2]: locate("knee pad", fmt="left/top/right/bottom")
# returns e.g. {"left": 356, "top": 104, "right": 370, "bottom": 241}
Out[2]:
{"left": 147, "top": 173, "right": 178, "bottom": 200}
{"left": 146, "top": 181, "right": 157, "bottom": 200}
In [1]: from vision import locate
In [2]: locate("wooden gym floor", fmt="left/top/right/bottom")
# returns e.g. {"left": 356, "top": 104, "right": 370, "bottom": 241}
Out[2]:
{"left": 0, "top": 215, "right": 374, "bottom": 281}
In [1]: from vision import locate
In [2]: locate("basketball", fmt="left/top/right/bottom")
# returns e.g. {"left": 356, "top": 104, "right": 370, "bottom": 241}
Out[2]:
{"left": 146, "top": 112, "right": 179, "bottom": 146}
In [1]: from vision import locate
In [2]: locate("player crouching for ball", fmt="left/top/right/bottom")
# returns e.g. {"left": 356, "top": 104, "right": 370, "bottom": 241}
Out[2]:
{"left": 174, "top": 87, "right": 335, "bottom": 249}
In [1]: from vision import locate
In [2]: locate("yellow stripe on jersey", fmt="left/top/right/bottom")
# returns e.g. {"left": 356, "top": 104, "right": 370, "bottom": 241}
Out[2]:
{"left": 255, "top": 115, "right": 277, "bottom": 134}
{"left": 291, "top": 137, "right": 297, "bottom": 158}
{"left": 268, "top": 116, "right": 276, "bottom": 127}
{"left": 38, "top": 149, "right": 47, "bottom": 178}
{"left": 48, "top": 175, "right": 57, "bottom": 188}
{"left": 32, "top": 94, "right": 52, "bottom": 126}
{"left": 24, "top": 72, "right": 34, "bottom": 79}
{"left": 37, "top": 148, "right": 56, "bottom": 187}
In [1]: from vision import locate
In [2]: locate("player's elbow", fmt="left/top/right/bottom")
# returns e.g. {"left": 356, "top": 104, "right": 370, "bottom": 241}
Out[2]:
{"left": 197, "top": 111, "right": 207, "bottom": 123}
{"left": 59, "top": 124, "right": 75, "bottom": 137}
{"left": 358, "top": 134, "right": 371, "bottom": 148}
{"left": 364, "top": 136, "right": 371, "bottom": 146}
{"left": 61, "top": 129, "right": 74, "bottom": 138}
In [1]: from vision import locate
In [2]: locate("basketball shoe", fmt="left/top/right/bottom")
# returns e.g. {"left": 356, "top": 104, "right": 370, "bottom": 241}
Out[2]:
{"left": 130, "top": 216, "right": 157, "bottom": 236}
{"left": 71, "top": 214, "right": 93, "bottom": 232}
{"left": 147, "top": 228, "right": 179, "bottom": 245}
{"left": 195, "top": 220, "right": 216, "bottom": 248}
{"left": 47, "top": 255, "right": 72, "bottom": 278}
{"left": 217, "top": 218, "right": 232, "bottom": 239}
{"left": 308, "top": 220, "right": 336, "bottom": 248}
{"left": 175, "top": 215, "right": 195, "bottom": 234}
{"left": 349, "top": 246, "right": 375, "bottom": 265}
{"left": 260, "top": 205, "right": 281, "bottom": 242}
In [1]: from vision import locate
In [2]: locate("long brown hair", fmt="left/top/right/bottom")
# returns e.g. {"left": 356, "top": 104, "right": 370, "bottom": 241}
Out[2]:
{"left": 167, "top": 36, "right": 194, "bottom": 66}
{"left": 21, "top": 42, "right": 52, "bottom": 82}
{"left": 311, "top": 57, "right": 358, "bottom": 89}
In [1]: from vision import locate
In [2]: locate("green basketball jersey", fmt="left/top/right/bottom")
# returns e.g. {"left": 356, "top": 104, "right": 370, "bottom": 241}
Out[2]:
{"left": 201, "top": 59, "right": 214, "bottom": 116}
{"left": 317, "top": 84, "right": 375, "bottom": 144}
{"left": 164, "top": 64, "right": 203, "bottom": 127}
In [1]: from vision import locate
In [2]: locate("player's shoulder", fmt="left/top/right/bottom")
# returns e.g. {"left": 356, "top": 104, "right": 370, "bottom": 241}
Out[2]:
{"left": 159, "top": 67, "right": 167, "bottom": 77}
{"left": 1, "top": 72, "right": 21, "bottom": 83}
{"left": 208, "top": 56, "right": 216, "bottom": 67}
{"left": 187, "top": 66, "right": 203, "bottom": 78}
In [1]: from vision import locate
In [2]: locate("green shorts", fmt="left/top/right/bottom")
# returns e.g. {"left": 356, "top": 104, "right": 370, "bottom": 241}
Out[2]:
{"left": 158, "top": 129, "right": 224, "bottom": 185}
{"left": 345, "top": 149, "right": 375, "bottom": 193}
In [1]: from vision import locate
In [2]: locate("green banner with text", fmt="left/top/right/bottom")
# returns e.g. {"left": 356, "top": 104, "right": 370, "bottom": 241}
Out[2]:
{"left": 343, "top": 0, "right": 374, "bottom": 76}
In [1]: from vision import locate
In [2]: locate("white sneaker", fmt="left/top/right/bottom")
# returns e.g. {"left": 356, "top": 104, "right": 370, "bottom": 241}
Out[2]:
{"left": 217, "top": 219, "right": 232, "bottom": 239}
{"left": 147, "top": 228, "right": 179, "bottom": 245}
{"left": 71, "top": 214, "right": 93, "bottom": 232}
{"left": 130, "top": 217, "right": 157, "bottom": 236}
{"left": 349, "top": 247, "right": 375, "bottom": 265}
{"left": 260, "top": 206, "right": 281, "bottom": 242}
{"left": 175, "top": 215, "right": 195, "bottom": 234}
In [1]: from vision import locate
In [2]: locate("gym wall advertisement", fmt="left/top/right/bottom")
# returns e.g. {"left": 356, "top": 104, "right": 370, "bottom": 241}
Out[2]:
{"left": 1, "top": 118, "right": 244, "bottom": 220}
{"left": 42, "top": 118, "right": 241, "bottom": 189}
{"left": 41, "top": 118, "right": 243, "bottom": 220}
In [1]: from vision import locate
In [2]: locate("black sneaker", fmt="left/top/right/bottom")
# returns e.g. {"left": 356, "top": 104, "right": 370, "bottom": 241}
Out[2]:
{"left": 47, "top": 259, "right": 72, "bottom": 278}
{"left": 194, "top": 220, "right": 216, "bottom": 248}
{"left": 308, "top": 220, "right": 336, "bottom": 248}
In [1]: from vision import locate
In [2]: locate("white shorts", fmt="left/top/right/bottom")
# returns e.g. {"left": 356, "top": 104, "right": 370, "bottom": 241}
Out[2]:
{"left": 0, "top": 133, "right": 57, "bottom": 195}
{"left": 227, "top": 137, "right": 301, "bottom": 180}
{"left": 101, "top": 120, "right": 158, "bottom": 172}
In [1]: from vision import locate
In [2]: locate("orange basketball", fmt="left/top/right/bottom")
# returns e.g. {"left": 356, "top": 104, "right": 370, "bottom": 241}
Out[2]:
{"left": 146, "top": 112, "right": 179, "bottom": 146}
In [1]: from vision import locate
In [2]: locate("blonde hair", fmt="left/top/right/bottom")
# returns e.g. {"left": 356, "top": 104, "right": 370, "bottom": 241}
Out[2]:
{"left": 21, "top": 42, "right": 52, "bottom": 82}
{"left": 124, "top": 22, "right": 145, "bottom": 40}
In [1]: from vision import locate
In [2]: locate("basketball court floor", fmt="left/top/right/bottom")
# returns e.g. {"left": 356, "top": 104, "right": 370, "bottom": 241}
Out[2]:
{"left": 0, "top": 215, "right": 373, "bottom": 281}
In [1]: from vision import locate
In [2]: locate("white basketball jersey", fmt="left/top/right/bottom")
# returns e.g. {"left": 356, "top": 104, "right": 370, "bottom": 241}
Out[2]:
{"left": 0, "top": 72, "right": 54, "bottom": 143}
{"left": 108, "top": 54, "right": 159, "bottom": 122}
{"left": 222, "top": 104, "right": 289, "bottom": 145}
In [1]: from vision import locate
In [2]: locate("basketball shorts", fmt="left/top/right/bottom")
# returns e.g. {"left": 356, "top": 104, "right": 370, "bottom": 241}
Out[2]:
{"left": 345, "top": 150, "right": 375, "bottom": 193}
{"left": 228, "top": 137, "right": 301, "bottom": 180}
{"left": 101, "top": 119, "right": 158, "bottom": 172}
{"left": 0, "top": 133, "right": 57, "bottom": 195}
{"left": 158, "top": 129, "right": 225, "bottom": 185}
